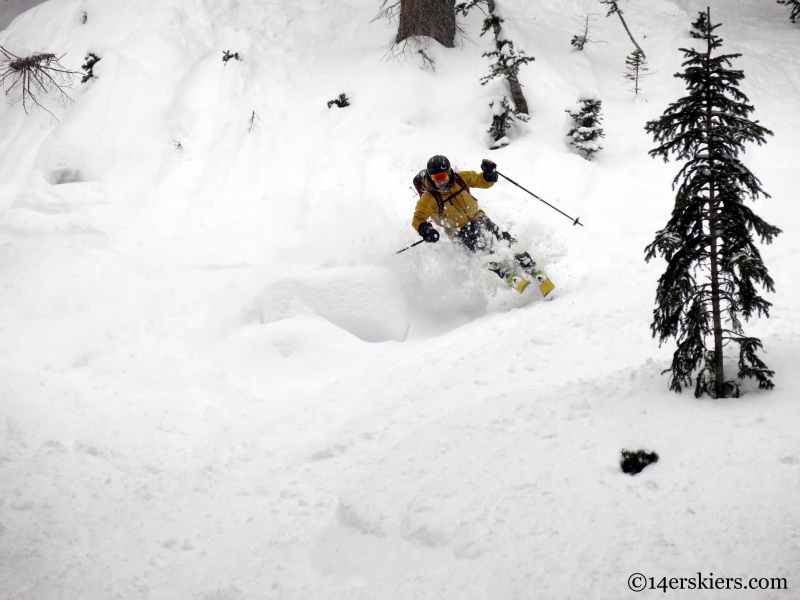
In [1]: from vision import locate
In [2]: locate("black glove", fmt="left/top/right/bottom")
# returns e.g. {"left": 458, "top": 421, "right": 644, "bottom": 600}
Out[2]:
{"left": 418, "top": 221, "right": 440, "bottom": 243}
{"left": 481, "top": 159, "right": 498, "bottom": 182}
{"left": 502, "top": 231, "right": 517, "bottom": 245}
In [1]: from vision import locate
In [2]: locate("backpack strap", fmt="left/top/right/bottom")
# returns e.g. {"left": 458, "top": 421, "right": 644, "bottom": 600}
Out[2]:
{"left": 431, "top": 190, "right": 445, "bottom": 217}
{"left": 415, "top": 170, "right": 471, "bottom": 220}
{"left": 453, "top": 172, "right": 469, "bottom": 193}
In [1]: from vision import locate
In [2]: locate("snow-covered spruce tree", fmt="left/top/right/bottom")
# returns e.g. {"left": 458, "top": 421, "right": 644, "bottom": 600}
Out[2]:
{"left": 487, "top": 95, "right": 528, "bottom": 149}
{"left": 624, "top": 49, "right": 649, "bottom": 95}
{"left": 644, "top": 9, "right": 780, "bottom": 399}
{"left": 478, "top": 0, "right": 534, "bottom": 116}
{"left": 457, "top": 0, "right": 533, "bottom": 145}
{"left": 565, "top": 94, "right": 604, "bottom": 159}
{"left": 777, "top": 0, "right": 800, "bottom": 23}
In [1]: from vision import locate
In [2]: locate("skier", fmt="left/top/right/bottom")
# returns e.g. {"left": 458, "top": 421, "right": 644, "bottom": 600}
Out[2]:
{"left": 412, "top": 155, "right": 552, "bottom": 295}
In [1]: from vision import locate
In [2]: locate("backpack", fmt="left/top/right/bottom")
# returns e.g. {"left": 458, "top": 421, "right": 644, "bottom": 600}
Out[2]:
{"left": 412, "top": 169, "right": 470, "bottom": 220}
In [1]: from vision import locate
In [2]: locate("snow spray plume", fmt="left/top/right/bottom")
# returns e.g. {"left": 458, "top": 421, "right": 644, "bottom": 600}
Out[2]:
{"left": 496, "top": 171, "right": 583, "bottom": 227}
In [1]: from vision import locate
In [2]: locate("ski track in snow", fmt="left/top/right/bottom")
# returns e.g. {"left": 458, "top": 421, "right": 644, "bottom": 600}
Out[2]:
{"left": 1, "top": 0, "right": 799, "bottom": 598}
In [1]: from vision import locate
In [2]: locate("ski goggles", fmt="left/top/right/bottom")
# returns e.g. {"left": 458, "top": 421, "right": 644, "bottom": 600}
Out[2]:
{"left": 430, "top": 171, "right": 449, "bottom": 183}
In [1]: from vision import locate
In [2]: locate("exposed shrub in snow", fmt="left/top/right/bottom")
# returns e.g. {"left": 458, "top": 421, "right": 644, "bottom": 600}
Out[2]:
{"left": 487, "top": 95, "right": 527, "bottom": 149}
{"left": 327, "top": 93, "right": 350, "bottom": 108}
{"left": 565, "top": 94, "right": 604, "bottom": 159}
{"left": 620, "top": 449, "right": 659, "bottom": 475}
{"left": 0, "top": 45, "right": 80, "bottom": 119}
{"left": 222, "top": 50, "right": 241, "bottom": 64}
{"left": 624, "top": 49, "right": 649, "bottom": 95}
{"left": 248, "top": 110, "right": 261, "bottom": 133}
{"left": 777, "top": 0, "right": 800, "bottom": 23}
{"left": 80, "top": 53, "right": 101, "bottom": 83}
{"left": 417, "top": 49, "right": 435, "bottom": 71}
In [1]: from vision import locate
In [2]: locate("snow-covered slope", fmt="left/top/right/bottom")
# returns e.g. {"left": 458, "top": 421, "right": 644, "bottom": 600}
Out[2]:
{"left": 1, "top": 0, "right": 798, "bottom": 598}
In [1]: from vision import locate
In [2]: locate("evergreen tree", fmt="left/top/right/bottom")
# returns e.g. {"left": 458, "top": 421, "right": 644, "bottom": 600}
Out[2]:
{"left": 487, "top": 95, "right": 528, "bottom": 149}
{"left": 644, "top": 9, "right": 781, "bottom": 398}
{"left": 565, "top": 94, "right": 604, "bottom": 159}
{"left": 80, "top": 53, "right": 101, "bottom": 83}
{"left": 624, "top": 49, "right": 649, "bottom": 95}
{"left": 571, "top": 13, "right": 599, "bottom": 51}
{"left": 777, "top": 0, "right": 800, "bottom": 23}
{"left": 478, "top": 1, "right": 534, "bottom": 116}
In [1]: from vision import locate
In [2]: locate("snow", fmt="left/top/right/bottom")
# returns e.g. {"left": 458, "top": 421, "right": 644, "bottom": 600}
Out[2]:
{"left": 1, "top": 0, "right": 799, "bottom": 599}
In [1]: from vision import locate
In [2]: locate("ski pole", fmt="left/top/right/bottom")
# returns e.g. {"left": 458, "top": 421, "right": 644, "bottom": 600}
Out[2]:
{"left": 396, "top": 239, "right": 425, "bottom": 254}
{"left": 496, "top": 171, "right": 584, "bottom": 227}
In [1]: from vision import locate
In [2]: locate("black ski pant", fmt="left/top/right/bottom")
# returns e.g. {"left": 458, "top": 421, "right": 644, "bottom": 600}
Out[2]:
{"left": 454, "top": 215, "right": 536, "bottom": 278}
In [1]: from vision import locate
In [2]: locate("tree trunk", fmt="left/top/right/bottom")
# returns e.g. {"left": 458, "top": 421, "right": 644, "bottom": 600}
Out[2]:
{"left": 708, "top": 184, "right": 726, "bottom": 397}
{"left": 396, "top": 0, "right": 456, "bottom": 48}
{"left": 507, "top": 77, "right": 529, "bottom": 115}
{"left": 487, "top": 0, "right": 529, "bottom": 115}
{"left": 705, "top": 7, "right": 725, "bottom": 397}
{"left": 615, "top": 10, "right": 646, "bottom": 59}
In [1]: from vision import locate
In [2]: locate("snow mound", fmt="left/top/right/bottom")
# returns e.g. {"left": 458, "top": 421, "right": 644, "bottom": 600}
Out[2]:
{"left": 259, "top": 265, "right": 410, "bottom": 343}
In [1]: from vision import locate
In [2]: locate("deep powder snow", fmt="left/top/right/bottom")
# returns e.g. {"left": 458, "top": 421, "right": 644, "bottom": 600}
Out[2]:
{"left": 1, "top": 0, "right": 798, "bottom": 598}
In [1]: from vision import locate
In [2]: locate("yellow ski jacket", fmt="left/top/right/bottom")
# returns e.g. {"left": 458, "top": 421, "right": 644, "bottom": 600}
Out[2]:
{"left": 412, "top": 170, "right": 495, "bottom": 235}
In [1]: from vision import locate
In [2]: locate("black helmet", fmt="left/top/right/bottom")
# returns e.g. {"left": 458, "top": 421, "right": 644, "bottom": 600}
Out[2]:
{"left": 426, "top": 155, "right": 452, "bottom": 189}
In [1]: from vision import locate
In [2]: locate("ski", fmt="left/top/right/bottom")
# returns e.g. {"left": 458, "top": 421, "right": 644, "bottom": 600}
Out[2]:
{"left": 503, "top": 269, "right": 555, "bottom": 297}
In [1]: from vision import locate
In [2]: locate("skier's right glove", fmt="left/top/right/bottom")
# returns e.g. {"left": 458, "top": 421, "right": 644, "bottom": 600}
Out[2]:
{"left": 481, "top": 159, "right": 498, "bottom": 182}
{"left": 418, "top": 221, "right": 440, "bottom": 243}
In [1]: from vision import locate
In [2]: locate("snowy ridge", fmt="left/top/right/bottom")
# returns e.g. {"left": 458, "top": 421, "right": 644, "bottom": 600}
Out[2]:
{"left": 1, "top": 0, "right": 798, "bottom": 598}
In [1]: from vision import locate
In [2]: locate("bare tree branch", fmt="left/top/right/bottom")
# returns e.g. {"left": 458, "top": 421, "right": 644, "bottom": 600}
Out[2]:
{"left": 0, "top": 45, "right": 80, "bottom": 120}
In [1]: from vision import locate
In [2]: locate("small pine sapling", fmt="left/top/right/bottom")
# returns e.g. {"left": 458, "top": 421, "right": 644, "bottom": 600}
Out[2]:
{"left": 624, "top": 49, "right": 649, "bottom": 95}
{"left": 173, "top": 139, "right": 183, "bottom": 153}
{"left": 222, "top": 50, "right": 241, "bottom": 65}
{"left": 327, "top": 93, "right": 350, "bottom": 108}
{"left": 571, "top": 13, "right": 599, "bottom": 50}
{"left": 487, "top": 95, "right": 528, "bottom": 149}
{"left": 565, "top": 94, "right": 604, "bottom": 159}
{"left": 777, "top": 0, "right": 800, "bottom": 23}
{"left": 248, "top": 110, "right": 261, "bottom": 133}
{"left": 644, "top": 9, "right": 780, "bottom": 398}
{"left": 81, "top": 53, "right": 101, "bottom": 83}
{"left": 620, "top": 449, "right": 659, "bottom": 475}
